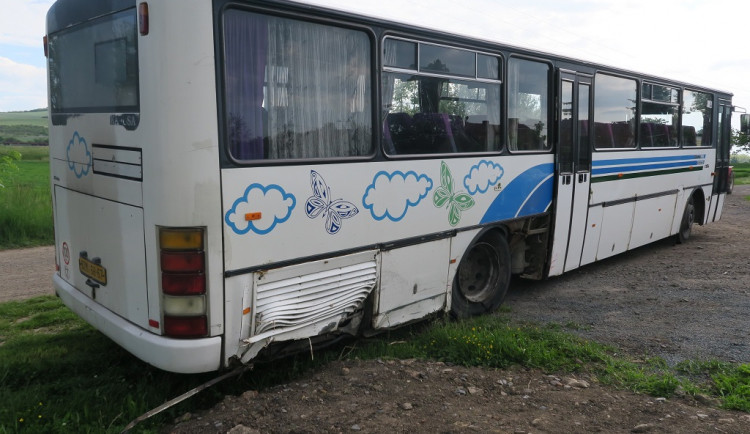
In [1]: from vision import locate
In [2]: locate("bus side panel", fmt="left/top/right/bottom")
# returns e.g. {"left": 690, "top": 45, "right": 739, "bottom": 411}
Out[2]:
{"left": 596, "top": 202, "right": 635, "bottom": 261}
{"left": 711, "top": 193, "right": 726, "bottom": 222}
{"left": 629, "top": 194, "right": 677, "bottom": 249}
{"left": 580, "top": 205, "right": 602, "bottom": 266}
{"left": 373, "top": 240, "right": 450, "bottom": 329}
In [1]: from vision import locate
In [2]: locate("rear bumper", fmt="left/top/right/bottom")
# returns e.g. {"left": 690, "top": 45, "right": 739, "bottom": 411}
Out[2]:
{"left": 54, "top": 274, "right": 222, "bottom": 373}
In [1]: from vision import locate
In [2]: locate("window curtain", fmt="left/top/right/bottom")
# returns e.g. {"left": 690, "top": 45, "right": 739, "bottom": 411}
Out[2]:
{"left": 224, "top": 10, "right": 268, "bottom": 160}
{"left": 224, "top": 10, "right": 371, "bottom": 160}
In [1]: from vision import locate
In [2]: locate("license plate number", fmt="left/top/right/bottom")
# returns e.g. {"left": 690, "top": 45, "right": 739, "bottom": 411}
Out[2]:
{"left": 79, "top": 257, "right": 107, "bottom": 285}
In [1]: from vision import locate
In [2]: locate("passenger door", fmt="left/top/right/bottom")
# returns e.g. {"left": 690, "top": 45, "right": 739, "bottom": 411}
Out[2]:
{"left": 549, "top": 71, "right": 592, "bottom": 276}
{"left": 710, "top": 100, "right": 732, "bottom": 221}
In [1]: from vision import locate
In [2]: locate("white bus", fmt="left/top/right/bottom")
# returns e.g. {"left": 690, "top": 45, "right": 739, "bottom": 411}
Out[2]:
{"left": 45, "top": 0, "right": 734, "bottom": 373}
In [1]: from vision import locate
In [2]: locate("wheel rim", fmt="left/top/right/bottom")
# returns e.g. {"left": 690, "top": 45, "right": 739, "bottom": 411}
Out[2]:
{"left": 456, "top": 241, "right": 501, "bottom": 304}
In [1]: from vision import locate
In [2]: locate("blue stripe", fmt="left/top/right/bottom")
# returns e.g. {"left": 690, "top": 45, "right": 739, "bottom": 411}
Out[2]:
{"left": 593, "top": 154, "right": 704, "bottom": 167}
{"left": 517, "top": 175, "right": 554, "bottom": 216}
{"left": 480, "top": 163, "right": 553, "bottom": 224}
{"left": 592, "top": 160, "right": 702, "bottom": 175}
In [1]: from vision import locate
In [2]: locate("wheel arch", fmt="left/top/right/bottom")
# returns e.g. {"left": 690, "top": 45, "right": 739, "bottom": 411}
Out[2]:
{"left": 691, "top": 187, "right": 706, "bottom": 225}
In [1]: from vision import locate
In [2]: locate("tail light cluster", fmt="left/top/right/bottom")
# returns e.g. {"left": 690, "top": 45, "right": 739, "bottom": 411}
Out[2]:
{"left": 159, "top": 227, "right": 207, "bottom": 338}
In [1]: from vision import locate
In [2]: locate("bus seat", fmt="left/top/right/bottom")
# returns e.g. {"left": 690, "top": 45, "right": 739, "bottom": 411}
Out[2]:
{"left": 384, "top": 112, "right": 414, "bottom": 154}
{"left": 611, "top": 122, "right": 634, "bottom": 148}
{"left": 683, "top": 125, "right": 697, "bottom": 146}
{"left": 640, "top": 122, "right": 654, "bottom": 147}
{"left": 594, "top": 122, "right": 614, "bottom": 148}
{"left": 464, "top": 115, "right": 489, "bottom": 151}
{"left": 413, "top": 112, "right": 457, "bottom": 153}
{"left": 651, "top": 123, "right": 669, "bottom": 147}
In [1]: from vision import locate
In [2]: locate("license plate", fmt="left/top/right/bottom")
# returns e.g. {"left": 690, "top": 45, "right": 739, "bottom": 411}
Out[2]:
{"left": 79, "top": 256, "right": 107, "bottom": 285}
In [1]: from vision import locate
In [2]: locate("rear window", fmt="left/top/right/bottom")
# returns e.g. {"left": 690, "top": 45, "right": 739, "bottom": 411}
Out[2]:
{"left": 47, "top": 8, "right": 139, "bottom": 114}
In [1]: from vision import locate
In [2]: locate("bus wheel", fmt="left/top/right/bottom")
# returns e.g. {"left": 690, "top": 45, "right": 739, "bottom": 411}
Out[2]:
{"left": 451, "top": 231, "right": 511, "bottom": 319}
{"left": 676, "top": 196, "right": 695, "bottom": 244}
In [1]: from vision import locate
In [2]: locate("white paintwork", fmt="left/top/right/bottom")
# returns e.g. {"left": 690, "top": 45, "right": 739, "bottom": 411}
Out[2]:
{"left": 629, "top": 195, "right": 677, "bottom": 249}
{"left": 548, "top": 176, "right": 573, "bottom": 276}
{"left": 565, "top": 173, "right": 591, "bottom": 272}
{"left": 596, "top": 202, "right": 636, "bottom": 260}
{"left": 54, "top": 274, "right": 221, "bottom": 373}
{"left": 49, "top": 0, "right": 224, "bottom": 372}
{"left": 53, "top": 186, "right": 148, "bottom": 328}
{"left": 580, "top": 205, "right": 603, "bottom": 266}
{"left": 374, "top": 240, "right": 450, "bottom": 328}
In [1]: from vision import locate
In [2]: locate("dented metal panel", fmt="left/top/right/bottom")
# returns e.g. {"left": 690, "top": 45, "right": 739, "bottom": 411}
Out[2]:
{"left": 248, "top": 252, "right": 377, "bottom": 343}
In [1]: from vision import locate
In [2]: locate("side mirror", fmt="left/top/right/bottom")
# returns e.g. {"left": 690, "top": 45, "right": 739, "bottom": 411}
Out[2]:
{"left": 742, "top": 114, "right": 750, "bottom": 135}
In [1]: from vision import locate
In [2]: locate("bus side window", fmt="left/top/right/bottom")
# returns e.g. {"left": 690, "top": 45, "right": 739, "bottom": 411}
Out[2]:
{"left": 382, "top": 39, "right": 501, "bottom": 155}
{"left": 507, "top": 57, "right": 550, "bottom": 152}
{"left": 593, "top": 73, "right": 636, "bottom": 149}
{"left": 682, "top": 90, "right": 712, "bottom": 147}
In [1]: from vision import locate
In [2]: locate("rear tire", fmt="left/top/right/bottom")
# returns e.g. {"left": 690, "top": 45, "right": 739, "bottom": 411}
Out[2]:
{"left": 451, "top": 231, "right": 511, "bottom": 319}
{"left": 676, "top": 196, "right": 695, "bottom": 244}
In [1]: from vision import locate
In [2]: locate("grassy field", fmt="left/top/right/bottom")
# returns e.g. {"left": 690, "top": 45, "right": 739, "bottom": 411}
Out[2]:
{"left": 0, "top": 109, "right": 49, "bottom": 128}
{"left": 733, "top": 162, "right": 750, "bottom": 186}
{"left": 0, "top": 296, "right": 749, "bottom": 433}
{"left": 0, "top": 110, "right": 49, "bottom": 144}
{"left": 0, "top": 146, "right": 52, "bottom": 249}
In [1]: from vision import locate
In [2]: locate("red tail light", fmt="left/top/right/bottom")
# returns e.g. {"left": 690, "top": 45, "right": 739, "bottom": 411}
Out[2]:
{"left": 162, "top": 273, "right": 205, "bottom": 295}
{"left": 164, "top": 315, "right": 207, "bottom": 338}
{"left": 160, "top": 251, "right": 204, "bottom": 273}
{"left": 43, "top": 35, "right": 48, "bottom": 57}
{"left": 159, "top": 227, "right": 207, "bottom": 338}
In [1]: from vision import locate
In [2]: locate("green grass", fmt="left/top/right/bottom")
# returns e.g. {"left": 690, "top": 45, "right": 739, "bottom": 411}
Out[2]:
{"left": 0, "top": 110, "right": 49, "bottom": 128}
{"left": 0, "top": 149, "right": 53, "bottom": 249}
{"left": 733, "top": 162, "right": 750, "bottom": 186}
{"left": 0, "top": 111, "right": 48, "bottom": 145}
{"left": 2, "top": 297, "right": 750, "bottom": 432}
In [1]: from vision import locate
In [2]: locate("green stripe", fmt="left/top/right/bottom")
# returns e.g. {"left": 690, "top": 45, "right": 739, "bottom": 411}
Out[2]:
{"left": 591, "top": 166, "right": 703, "bottom": 183}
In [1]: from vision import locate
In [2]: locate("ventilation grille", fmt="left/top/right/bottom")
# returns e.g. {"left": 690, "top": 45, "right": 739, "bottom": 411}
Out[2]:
{"left": 254, "top": 260, "right": 377, "bottom": 336}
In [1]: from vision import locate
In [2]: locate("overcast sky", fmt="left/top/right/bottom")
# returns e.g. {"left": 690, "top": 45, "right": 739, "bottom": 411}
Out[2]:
{"left": 2, "top": 0, "right": 749, "bottom": 127}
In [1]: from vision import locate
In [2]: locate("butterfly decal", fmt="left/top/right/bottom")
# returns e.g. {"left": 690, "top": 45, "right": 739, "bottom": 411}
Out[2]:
{"left": 305, "top": 170, "right": 359, "bottom": 234}
{"left": 433, "top": 161, "right": 475, "bottom": 227}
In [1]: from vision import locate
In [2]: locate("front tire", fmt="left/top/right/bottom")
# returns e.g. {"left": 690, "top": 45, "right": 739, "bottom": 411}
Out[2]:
{"left": 451, "top": 231, "right": 511, "bottom": 319}
{"left": 676, "top": 196, "right": 695, "bottom": 244}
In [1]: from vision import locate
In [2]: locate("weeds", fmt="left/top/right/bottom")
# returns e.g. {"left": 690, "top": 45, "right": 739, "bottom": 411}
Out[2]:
{"left": 0, "top": 158, "right": 52, "bottom": 249}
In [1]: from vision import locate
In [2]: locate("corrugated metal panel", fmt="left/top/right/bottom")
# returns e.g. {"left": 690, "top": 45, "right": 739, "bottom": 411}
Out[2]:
{"left": 254, "top": 260, "right": 377, "bottom": 336}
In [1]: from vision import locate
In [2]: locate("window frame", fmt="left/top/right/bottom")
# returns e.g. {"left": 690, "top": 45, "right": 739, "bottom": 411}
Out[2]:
{"left": 218, "top": 5, "right": 379, "bottom": 166}
{"left": 681, "top": 88, "right": 714, "bottom": 149}
{"left": 506, "top": 54, "right": 554, "bottom": 154}
{"left": 592, "top": 72, "right": 639, "bottom": 151}
{"left": 639, "top": 81, "right": 681, "bottom": 149}
{"left": 381, "top": 35, "right": 504, "bottom": 158}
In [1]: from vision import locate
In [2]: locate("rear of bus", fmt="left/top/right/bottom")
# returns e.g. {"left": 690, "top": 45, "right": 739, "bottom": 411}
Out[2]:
{"left": 46, "top": 0, "right": 224, "bottom": 373}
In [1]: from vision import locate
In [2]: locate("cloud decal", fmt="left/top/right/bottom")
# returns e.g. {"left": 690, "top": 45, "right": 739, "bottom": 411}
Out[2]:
{"left": 66, "top": 131, "right": 92, "bottom": 178}
{"left": 362, "top": 170, "right": 433, "bottom": 221}
{"left": 464, "top": 160, "right": 504, "bottom": 195}
{"left": 225, "top": 184, "right": 296, "bottom": 235}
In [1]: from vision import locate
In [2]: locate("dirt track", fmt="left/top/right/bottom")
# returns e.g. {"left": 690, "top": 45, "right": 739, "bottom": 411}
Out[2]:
{"left": 0, "top": 245, "right": 55, "bottom": 302}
